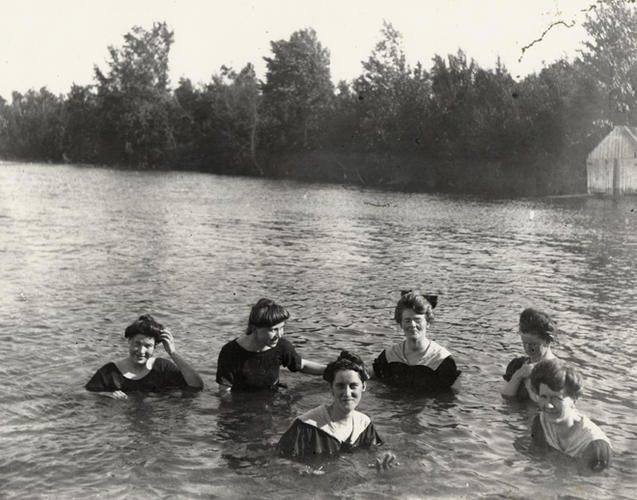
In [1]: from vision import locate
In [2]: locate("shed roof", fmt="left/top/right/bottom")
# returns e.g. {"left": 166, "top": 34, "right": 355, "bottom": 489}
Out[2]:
{"left": 588, "top": 125, "right": 637, "bottom": 160}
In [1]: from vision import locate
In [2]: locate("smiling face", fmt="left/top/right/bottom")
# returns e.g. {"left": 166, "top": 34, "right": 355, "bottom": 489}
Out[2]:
{"left": 253, "top": 321, "right": 285, "bottom": 349}
{"left": 537, "top": 383, "right": 577, "bottom": 423}
{"left": 520, "top": 332, "right": 550, "bottom": 362}
{"left": 127, "top": 333, "right": 156, "bottom": 365}
{"left": 400, "top": 308, "right": 428, "bottom": 341}
{"left": 330, "top": 369, "right": 365, "bottom": 415}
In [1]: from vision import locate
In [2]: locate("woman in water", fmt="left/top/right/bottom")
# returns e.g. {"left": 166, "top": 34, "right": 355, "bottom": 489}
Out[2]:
{"left": 216, "top": 298, "right": 326, "bottom": 391}
{"left": 278, "top": 351, "right": 388, "bottom": 460}
{"left": 85, "top": 314, "right": 203, "bottom": 398}
{"left": 529, "top": 359, "right": 611, "bottom": 471}
{"left": 372, "top": 291, "right": 460, "bottom": 392}
{"left": 501, "top": 308, "right": 558, "bottom": 401}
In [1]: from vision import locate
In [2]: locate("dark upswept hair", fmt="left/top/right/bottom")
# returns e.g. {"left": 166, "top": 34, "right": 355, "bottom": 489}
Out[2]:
{"left": 246, "top": 298, "right": 290, "bottom": 334}
{"left": 519, "top": 308, "right": 559, "bottom": 343}
{"left": 394, "top": 290, "right": 437, "bottom": 324}
{"left": 323, "top": 351, "right": 370, "bottom": 384}
{"left": 530, "top": 359, "right": 583, "bottom": 399}
{"left": 124, "top": 314, "right": 164, "bottom": 343}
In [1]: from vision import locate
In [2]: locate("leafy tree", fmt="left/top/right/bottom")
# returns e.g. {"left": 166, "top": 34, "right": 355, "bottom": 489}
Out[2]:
{"left": 62, "top": 84, "right": 99, "bottom": 163}
{"left": 581, "top": 0, "right": 637, "bottom": 125}
{"left": 353, "top": 22, "right": 429, "bottom": 151}
{"left": 261, "top": 28, "right": 334, "bottom": 150}
{"left": 94, "top": 22, "right": 176, "bottom": 166}
{"left": 1, "top": 88, "right": 64, "bottom": 161}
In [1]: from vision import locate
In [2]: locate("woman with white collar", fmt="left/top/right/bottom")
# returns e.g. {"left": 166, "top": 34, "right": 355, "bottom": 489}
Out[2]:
{"left": 372, "top": 291, "right": 460, "bottom": 392}
{"left": 530, "top": 359, "right": 611, "bottom": 471}
{"left": 278, "top": 351, "right": 386, "bottom": 459}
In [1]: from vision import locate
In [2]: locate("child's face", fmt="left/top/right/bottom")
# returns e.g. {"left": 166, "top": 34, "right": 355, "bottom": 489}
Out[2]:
{"left": 537, "top": 383, "right": 576, "bottom": 423}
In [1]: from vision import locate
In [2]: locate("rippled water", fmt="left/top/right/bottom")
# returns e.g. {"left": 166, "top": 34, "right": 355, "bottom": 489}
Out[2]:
{"left": 0, "top": 162, "right": 635, "bottom": 499}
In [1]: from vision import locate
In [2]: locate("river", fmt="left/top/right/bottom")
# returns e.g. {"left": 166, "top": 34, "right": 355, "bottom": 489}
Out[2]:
{"left": 0, "top": 162, "right": 635, "bottom": 499}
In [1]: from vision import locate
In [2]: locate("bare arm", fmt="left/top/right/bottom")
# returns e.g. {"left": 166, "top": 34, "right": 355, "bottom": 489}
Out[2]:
{"left": 500, "top": 363, "right": 533, "bottom": 398}
{"left": 300, "top": 358, "right": 326, "bottom": 375}
{"left": 161, "top": 330, "right": 204, "bottom": 390}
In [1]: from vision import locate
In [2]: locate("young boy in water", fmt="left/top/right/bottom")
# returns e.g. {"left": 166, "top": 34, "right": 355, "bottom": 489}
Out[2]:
{"left": 529, "top": 359, "right": 611, "bottom": 471}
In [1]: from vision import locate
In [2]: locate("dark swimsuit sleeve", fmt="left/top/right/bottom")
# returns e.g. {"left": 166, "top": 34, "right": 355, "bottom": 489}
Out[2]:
{"left": 85, "top": 363, "right": 119, "bottom": 392}
{"left": 154, "top": 358, "right": 188, "bottom": 388}
{"left": 215, "top": 342, "right": 236, "bottom": 386}
{"left": 582, "top": 440, "right": 611, "bottom": 471}
{"left": 435, "top": 356, "right": 461, "bottom": 389}
{"left": 279, "top": 339, "right": 303, "bottom": 373}
{"left": 372, "top": 350, "right": 389, "bottom": 378}
{"left": 354, "top": 422, "right": 384, "bottom": 448}
{"left": 503, "top": 356, "right": 527, "bottom": 382}
{"left": 277, "top": 419, "right": 341, "bottom": 458}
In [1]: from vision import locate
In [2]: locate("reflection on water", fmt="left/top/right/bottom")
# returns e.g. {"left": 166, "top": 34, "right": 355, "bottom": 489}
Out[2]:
{"left": 0, "top": 162, "right": 636, "bottom": 498}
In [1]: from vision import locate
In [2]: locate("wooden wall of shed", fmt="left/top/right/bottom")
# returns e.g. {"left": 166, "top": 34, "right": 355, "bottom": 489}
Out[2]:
{"left": 587, "top": 159, "right": 613, "bottom": 194}
{"left": 620, "top": 159, "right": 637, "bottom": 193}
{"left": 586, "top": 158, "right": 637, "bottom": 194}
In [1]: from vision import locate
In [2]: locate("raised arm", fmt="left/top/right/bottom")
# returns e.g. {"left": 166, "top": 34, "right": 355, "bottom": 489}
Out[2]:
{"left": 500, "top": 361, "right": 533, "bottom": 398}
{"left": 160, "top": 330, "right": 204, "bottom": 390}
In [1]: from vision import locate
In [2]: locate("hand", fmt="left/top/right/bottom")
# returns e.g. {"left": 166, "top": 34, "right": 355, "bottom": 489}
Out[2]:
{"left": 109, "top": 390, "right": 128, "bottom": 400}
{"left": 369, "top": 452, "right": 399, "bottom": 471}
{"left": 159, "top": 329, "right": 176, "bottom": 355}
{"left": 515, "top": 363, "right": 534, "bottom": 380}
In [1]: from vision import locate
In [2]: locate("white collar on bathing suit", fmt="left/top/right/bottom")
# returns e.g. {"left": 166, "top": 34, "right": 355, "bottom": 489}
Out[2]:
{"left": 298, "top": 404, "right": 370, "bottom": 443}
{"left": 539, "top": 410, "right": 611, "bottom": 457}
{"left": 384, "top": 340, "right": 451, "bottom": 371}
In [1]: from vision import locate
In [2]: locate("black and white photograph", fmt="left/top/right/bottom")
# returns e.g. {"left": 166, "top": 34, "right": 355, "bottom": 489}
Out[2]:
{"left": 0, "top": 0, "right": 635, "bottom": 498}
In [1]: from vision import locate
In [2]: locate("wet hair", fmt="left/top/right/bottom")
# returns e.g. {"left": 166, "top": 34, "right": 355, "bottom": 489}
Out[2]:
{"left": 394, "top": 290, "right": 437, "bottom": 324}
{"left": 323, "top": 351, "right": 370, "bottom": 384}
{"left": 246, "top": 298, "right": 290, "bottom": 335}
{"left": 519, "top": 308, "right": 558, "bottom": 343}
{"left": 530, "top": 359, "right": 583, "bottom": 399}
{"left": 124, "top": 314, "right": 164, "bottom": 344}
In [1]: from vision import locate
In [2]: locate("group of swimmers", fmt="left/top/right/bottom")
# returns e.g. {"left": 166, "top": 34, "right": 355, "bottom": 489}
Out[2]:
{"left": 85, "top": 291, "right": 611, "bottom": 471}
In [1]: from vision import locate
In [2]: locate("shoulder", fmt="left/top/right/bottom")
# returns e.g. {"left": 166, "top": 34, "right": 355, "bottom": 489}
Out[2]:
{"left": 276, "top": 338, "right": 297, "bottom": 352}
{"left": 298, "top": 405, "right": 329, "bottom": 427}
{"left": 152, "top": 357, "right": 178, "bottom": 371}
{"left": 429, "top": 340, "right": 452, "bottom": 356}
{"left": 382, "top": 342, "right": 406, "bottom": 364}
{"left": 220, "top": 339, "right": 240, "bottom": 352}
{"left": 218, "top": 340, "right": 243, "bottom": 360}
{"left": 97, "top": 362, "right": 120, "bottom": 374}
{"left": 352, "top": 410, "right": 372, "bottom": 429}
{"left": 583, "top": 439, "right": 612, "bottom": 471}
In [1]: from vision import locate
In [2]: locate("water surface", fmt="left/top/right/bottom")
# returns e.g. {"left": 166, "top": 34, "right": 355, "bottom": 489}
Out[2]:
{"left": 0, "top": 162, "right": 635, "bottom": 499}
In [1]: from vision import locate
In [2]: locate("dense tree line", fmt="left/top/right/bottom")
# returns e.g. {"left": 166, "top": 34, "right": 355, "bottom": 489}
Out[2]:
{"left": 0, "top": 2, "right": 634, "bottom": 195}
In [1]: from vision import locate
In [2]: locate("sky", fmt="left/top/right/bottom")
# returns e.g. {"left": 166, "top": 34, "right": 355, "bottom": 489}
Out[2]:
{"left": 0, "top": 0, "right": 595, "bottom": 100}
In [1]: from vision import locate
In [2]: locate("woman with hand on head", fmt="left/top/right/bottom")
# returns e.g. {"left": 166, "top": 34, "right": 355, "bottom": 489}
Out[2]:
{"left": 529, "top": 359, "right": 612, "bottom": 471}
{"left": 372, "top": 291, "right": 460, "bottom": 392}
{"left": 278, "top": 351, "right": 392, "bottom": 464}
{"left": 85, "top": 314, "right": 204, "bottom": 399}
{"left": 216, "top": 298, "right": 326, "bottom": 392}
{"left": 501, "top": 308, "right": 557, "bottom": 401}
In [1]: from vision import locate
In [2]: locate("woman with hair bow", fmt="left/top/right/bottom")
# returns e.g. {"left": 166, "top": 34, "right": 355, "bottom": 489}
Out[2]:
{"left": 372, "top": 291, "right": 460, "bottom": 392}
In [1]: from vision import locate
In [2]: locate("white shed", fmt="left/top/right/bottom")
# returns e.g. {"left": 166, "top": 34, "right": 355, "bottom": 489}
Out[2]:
{"left": 587, "top": 125, "right": 637, "bottom": 195}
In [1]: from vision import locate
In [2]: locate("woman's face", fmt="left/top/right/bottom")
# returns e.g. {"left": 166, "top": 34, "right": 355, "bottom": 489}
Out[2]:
{"left": 400, "top": 308, "right": 428, "bottom": 340}
{"left": 537, "top": 383, "right": 576, "bottom": 423}
{"left": 330, "top": 369, "right": 365, "bottom": 414}
{"left": 253, "top": 321, "right": 285, "bottom": 348}
{"left": 519, "top": 332, "right": 550, "bottom": 362}
{"left": 128, "top": 334, "right": 156, "bottom": 365}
